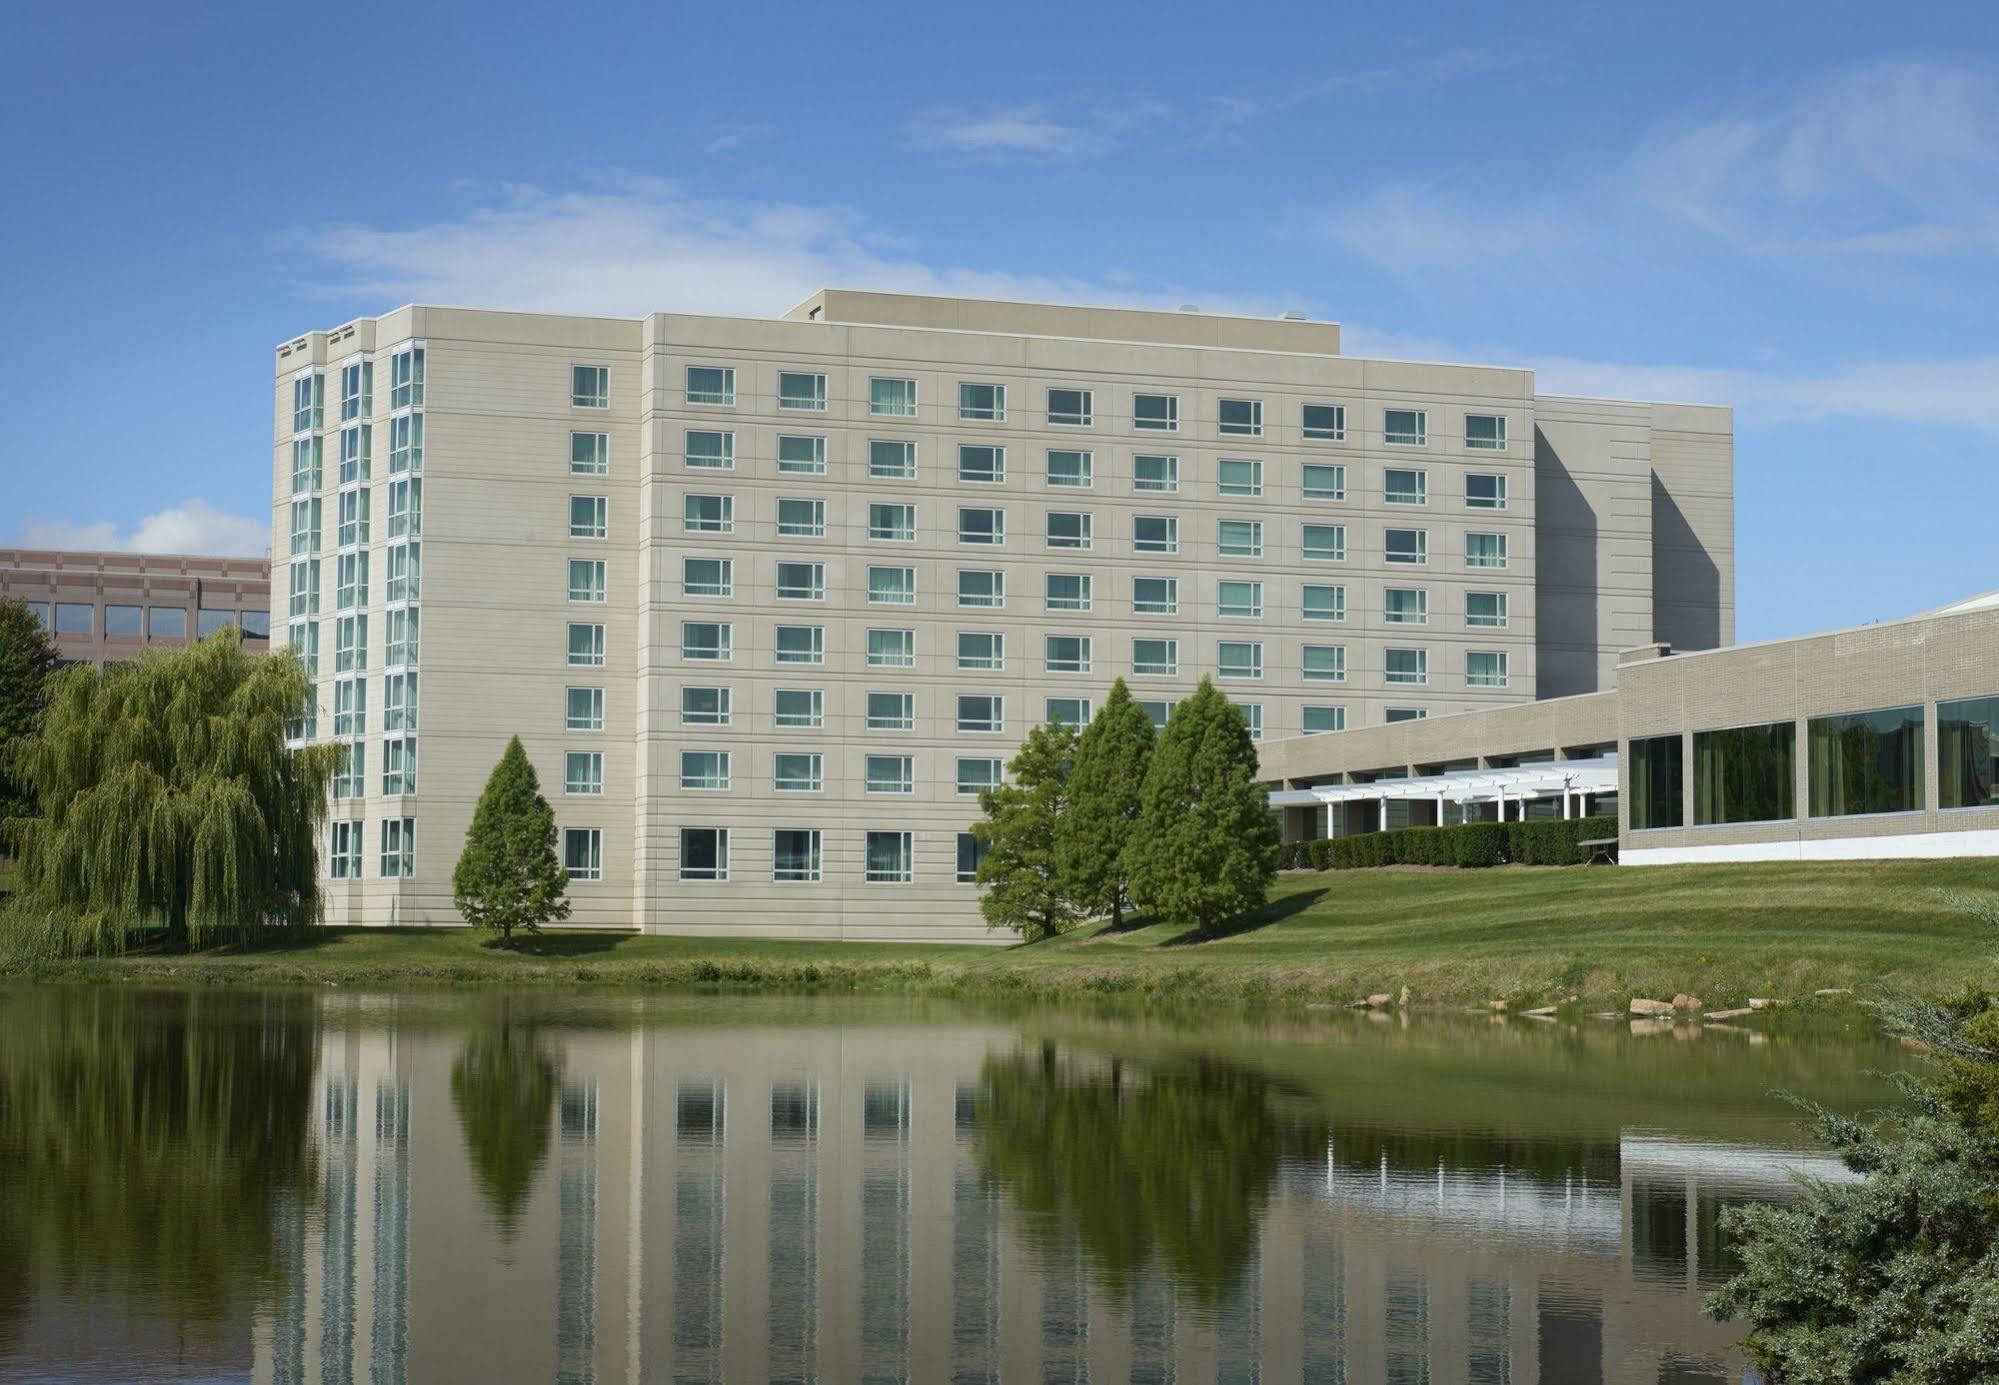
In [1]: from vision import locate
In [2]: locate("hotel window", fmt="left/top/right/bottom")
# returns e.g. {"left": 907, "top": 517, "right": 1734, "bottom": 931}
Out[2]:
{"left": 290, "top": 497, "right": 322, "bottom": 557}
{"left": 1628, "top": 734, "right": 1683, "bottom": 829}
{"left": 1466, "top": 650, "right": 1509, "bottom": 688}
{"left": 1046, "top": 511, "right": 1093, "bottom": 549}
{"left": 564, "top": 828, "right": 603, "bottom": 882}
{"left": 385, "top": 607, "right": 419, "bottom": 667}
{"left": 331, "top": 743, "right": 365, "bottom": 799}
{"left": 774, "top": 625, "right": 824, "bottom": 665}
{"left": 1218, "top": 520, "right": 1262, "bottom": 558}
{"left": 382, "top": 735, "right": 418, "bottom": 795}
{"left": 1467, "top": 592, "right": 1509, "bottom": 628}
{"left": 1045, "top": 573, "right": 1092, "bottom": 612}
{"left": 867, "top": 691, "right": 915, "bottom": 731}
{"left": 956, "top": 831, "right": 989, "bottom": 883}
{"left": 338, "top": 424, "right": 371, "bottom": 485}
{"left": 678, "top": 750, "right": 727, "bottom": 791}
{"left": 778, "top": 498, "right": 826, "bottom": 538}
{"left": 1694, "top": 722, "right": 1796, "bottom": 825}
{"left": 866, "top": 755, "right": 914, "bottom": 794}
{"left": 869, "top": 376, "right": 918, "bottom": 417}
{"left": 680, "top": 686, "right": 730, "bottom": 726}
{"left": 571, "top": 750, "right": 610, "bottom": 794}
{"left": 1132, "top": 638, "right": 1177, "bottom": 676}
{"left": 1235, "top": 702, "right": 1263, "bottom": 740}
{"left": 956, "top": 695, "right": 1003, "bottom": 733}
{"left": 1940, "top": 697, "right": 1999, "bottom": 809}
{"left": 958, "top": 445, "right": 1004, "bottom": 484}
{"left": 1047, "top": 450, "right": 1092, "bottom": 487}
{"left": 241, "top": 610, "right": 270, "bottom": 640}
{"left": 1047, "top": 697, "right": 1092, "bottom": 727}
{"left": 1303, "top": 585, "right": 1347, "bottom": 622}
{"left": 1218, "top": 641, "right": 1262, "bottom": 680}
{"left": 958, "top": 569, "right": 1004, "bottom": 608}
{"left": 1132, "top": 576, "right": 1177, "bottom": 615}
{"left": 566, "top": 686, "right": 604, "bottom": 732}
{"left": 568, "top": 559, "right": 607, "bottom": 604}
{"left": 1808, "top": 705, "right": 1924, "bottom": 817}
{"left": 1218, "top": 398, "right": 1262, "bottom": 437}
{"left": 684, "top": 493, "right": 733, "bottom": 534}
{"left": 777, "top": 561, "right": 826, "bottom": 601}
{"left": 1302, "top": 463, "right": 1346, "bottom": 502}
{"left": 380, "top": 818, "right": 414, "bottom": 879}
{"left": 1385, "top": 469, "right": 1428, "bottom": 505}
{"left": 1046, "top": 635, "right": 1091, "bottom": 674}
{"left": 572, "top": 365, "right": 610, "bottom": 409}
{"left": 390, "top": 346, "right": 424, "bottom": 410}
{"left": 679, "top": 827, "right": 729, "bottom": 881}
{"left": 959, "top": 382, "right": 1005, "bottom": 421}
{"left": 865, "top": 831, "right": 914, "bottom": 884}
{"left": 1302, "top": 403, "right": 1347, "bottom": 441}
{"left": 685, "top": 366, "right": 734, "bottom": 406}
{"left": 292, "top": 373, "right": 323, "bottom": 433}
{"left": 773, "top": 753, "right": 823, "bottom": 793}
{"left": 867, "top": 566, "right": 915, "bottom": 605}
{"left": 339, "top": 360, "right": 372, "bottom": 421}
{"left": 561, "top": 496, "right": 607, "bottom": 543}
{"left": 774, "top": 829, "right": 822, "bottom": 882}
{"left": 1384, "top": 408, "right": 1427, "bottom": 446}
{"left": 1218, "top": 580, "right": 1262, "bottom": 620}
{"left": 1303, "top": 706, "right": 1346, "bottom": 734}
{"left": 385, "top": 542, "right": 421, "bottom": 603}
{"left": 572, "top": 432, "right": 609, "bottom": 475}
{"left": 329, "top": 820, "right": 362, "bottom": 879}
{"left": 1132, "top": 454, "right": 1179, "bottom": 493}
{"left": 158, "top": 602, "right": 191, "bottom": 639}
{"left": 778, "top": 371, "right": 827, "bottom": 411}
{"left": 1385, "top": 648, "right": 1429, "bottom": 685}
{"left": 1047, "top": 388, "right": 1093, "bottom": 427}
{"left": 1386, "top": 529, "right": 1428, "bottom": 565}
{"left": 778, "top": 434, "right": 827, "bottom": 474}
{"left": 1302, "top": 644, "right": 1347, "bottom": 682}
{"left": 957, "top": 631, "right": 1004, "bottom": 671}
{"left": 1466, "top": 532, "right": 1509, "bottom": 569}
{"left": 1386, "top": 708, "right": 1428, "bottom": 724}
{"left": 685, "top": 430, "right": 734, "bottom": 469}
{"left": 1133, "top": 392, "right": 1178, "bottom": 431}
{"left": 957, "top": 757, "right": 1002, "bottom": 796}
{"left": 683, "top": 557, "right": 732, "bottom": 598}
{"left": 198, "top": 608, "right": 235, "bottom": 638}
{"left": 869, "top": 503, "right": 916, "bottom": 542}
{"left": 774, "top": 689, "right": 823, "bottom": 729}
{"left": 105, "top": 604, "right": 143, "bottom": 638}
{"left": 333, "top": 678, "right": 366, "bottom": 737}
{"left": 387, "top": 478, "right": 422, "bottom": 539}
{"left": 388, "top": 413, "right": 423, "bottom": 474}
{"left": 1133, "top": 515, "right": 1179, "bottom": 554}
{"left": 1465, "top": 414, "right": 1507, "bottom": 450}
{"left": 335, "top": 551, "right": 369, "bottom": 610}
{"left": 291, "top": 436, "right": 322, "bottom": 493}
{"left": 1467, "top": 473, "right": 1507, "bottom": 509}
{"left": 958, "top": 506, "right": 1005, "bottom": 546}
{"left": 869, "top": 439, "right": 917, "bottom": 479}
{"left": 1302, "top": 523, "right": 1346, "bottom": 562}
{"left": 1138, "top": 700, "right": 1176, "bottom": 730}
{"left": 867, "top": 628, "right": 915, "bottom": 668}
{"left": 1217, "top": 458, "right": 1262, "bottom": 497}
{"left": 1384, "top": 588, "right": 1428, "bottom": 624}
{"left": 682, "top": 621, "right": 732, "bottom": 661}
{"left": 567, "top": 622, "right": 606, "bottom": 667}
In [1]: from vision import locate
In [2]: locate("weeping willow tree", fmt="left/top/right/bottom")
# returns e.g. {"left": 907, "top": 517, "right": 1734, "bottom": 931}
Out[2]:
{"left": 3, "top": 630, "right": 340, "bottom": 956}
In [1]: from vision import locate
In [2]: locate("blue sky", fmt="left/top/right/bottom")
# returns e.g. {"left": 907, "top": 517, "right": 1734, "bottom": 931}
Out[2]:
{"left": 4, "top": 0, "right": 1995, "bottom": 641}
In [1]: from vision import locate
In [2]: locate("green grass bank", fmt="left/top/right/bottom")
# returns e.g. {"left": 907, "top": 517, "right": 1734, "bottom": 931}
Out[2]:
{"left": 11, "top": 857, "right": 1998, "bottom": 1008}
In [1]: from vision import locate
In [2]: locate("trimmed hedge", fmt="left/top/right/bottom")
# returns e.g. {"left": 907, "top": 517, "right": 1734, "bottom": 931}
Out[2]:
{"left": 1280, "top": 816, "right": 1615, "bottom": 871}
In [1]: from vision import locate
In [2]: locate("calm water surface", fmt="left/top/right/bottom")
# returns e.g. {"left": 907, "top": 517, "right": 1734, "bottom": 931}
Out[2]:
{"left": 0, "top": 987, "right": 1908, "bottom": 1384}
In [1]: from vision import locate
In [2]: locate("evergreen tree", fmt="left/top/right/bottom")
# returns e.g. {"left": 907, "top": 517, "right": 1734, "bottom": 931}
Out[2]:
{"left": 1127, "top": 677, "right": 1280, "bottom": 934}
{"left": 0, "top": 599, "right": 62, "bottom": 834}
{"left": 1058, "top": 678, "right": 1155, "bottom": 930}
{"left": 973, "top": 718, "right": 1079, "bottom": 942}
{"left": 452, "top": 736, "right": 570, "bottom": 946}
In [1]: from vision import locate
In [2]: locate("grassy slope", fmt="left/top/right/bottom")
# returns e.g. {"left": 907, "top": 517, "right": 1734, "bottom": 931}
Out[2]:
{"left": 14, "top": 856, "right": 1998, "bottom": 1005}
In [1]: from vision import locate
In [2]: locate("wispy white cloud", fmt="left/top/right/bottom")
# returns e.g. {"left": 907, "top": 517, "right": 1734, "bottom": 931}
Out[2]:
{"left": 704, "top": 122, "right": 774, "bottom": 156}
{"left": 1204, "top": 45, "right": 1545, "bottom": 141}
{"left": 15, "top": 500, "right": 270, "bottom": 558}
{"left": 906, "top": 99, "right": 1168, "bottom": 160}
{"left": 1529, "top": 353, "right": 1999, "bottom": 430}
{"left": 1318, "top": 187, "right": 1581, "bottom": 274}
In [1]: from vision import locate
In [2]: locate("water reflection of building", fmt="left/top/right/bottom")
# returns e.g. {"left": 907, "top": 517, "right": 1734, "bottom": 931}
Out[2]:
{"left": 254, "top": 1020, "right": 1832, "bottom": 1383}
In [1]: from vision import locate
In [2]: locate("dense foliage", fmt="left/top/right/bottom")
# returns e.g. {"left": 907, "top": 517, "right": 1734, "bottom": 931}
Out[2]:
{"left": 1055, "top": 679, "right": 1155, "bottom": 930}
{"left": 1281, "top": 816, "right": 1618, "bottom": 870}
{"left": 3, "top": 631, "right": 337, "bottom": 956}
{"left": 1706, "top": 891, "right": 1999, "bottom": 1383}
{"left": 0, "top": 599, "right": 60, "bottom": 830}
{"left": 974, "top": 719, "right": 1080, "bottom": 941}
{"left": 452, "top": 736, "right": 570, "bottom": 945}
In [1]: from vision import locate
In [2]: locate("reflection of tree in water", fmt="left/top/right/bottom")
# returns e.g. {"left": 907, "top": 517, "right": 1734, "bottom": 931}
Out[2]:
{"left": 450, "top": 998, "right": 562, "bottom": 1238}
{"left": 973, "top": 1043, "right": 1328, "bottom": 1306}
{"left": 0, "top": 987, "right": 319, "bottom": 1343}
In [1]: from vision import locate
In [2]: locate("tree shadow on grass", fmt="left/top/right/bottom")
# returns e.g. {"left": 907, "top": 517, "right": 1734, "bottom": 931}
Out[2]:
{"left": 1154, "top": 887, "right": 1331, "bottom": 948}
{"left": 481, "top": 931, "right": 629, "bottom": 959}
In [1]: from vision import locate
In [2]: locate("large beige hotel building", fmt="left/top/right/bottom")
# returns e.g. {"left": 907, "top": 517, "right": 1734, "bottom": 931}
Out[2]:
{"left": 273, "top": 291, "right": 1732, "bottom": 938}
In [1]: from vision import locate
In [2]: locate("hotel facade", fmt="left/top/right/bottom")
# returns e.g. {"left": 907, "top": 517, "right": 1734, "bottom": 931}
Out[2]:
{"left": 272, "top": 291, "right": 1732, "bottom": 937}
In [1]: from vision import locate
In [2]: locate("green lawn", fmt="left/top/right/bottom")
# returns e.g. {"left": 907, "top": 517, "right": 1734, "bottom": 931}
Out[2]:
{"left": 12, "top": 858, "right": 1999, "bottom": 1006}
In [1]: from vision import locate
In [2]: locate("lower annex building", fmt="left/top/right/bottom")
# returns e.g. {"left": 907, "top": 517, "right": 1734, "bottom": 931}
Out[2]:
{"left": 272, "top": 290, "right": 1732, "bottom": 938}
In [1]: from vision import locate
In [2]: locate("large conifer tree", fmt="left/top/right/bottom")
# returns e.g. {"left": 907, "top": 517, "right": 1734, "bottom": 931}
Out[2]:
{"left": 453, "top": 736, "right": 570, "bottom": 946}
{"left": 1058, "top": 678, "right": 1155, "bottom": 930}
{"left": 973, "top": 718, "right": 1079, "bottom": 941}
{"left": 0, "top": 599, "right": 61, "bottom": 832}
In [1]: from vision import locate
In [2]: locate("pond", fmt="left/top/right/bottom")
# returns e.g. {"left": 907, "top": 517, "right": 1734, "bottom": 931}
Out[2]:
{"left": 0, "top": 987, "right": 1907, "bottom": 1384}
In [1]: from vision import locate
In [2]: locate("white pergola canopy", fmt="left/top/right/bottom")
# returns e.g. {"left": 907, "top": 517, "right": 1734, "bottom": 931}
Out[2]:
{"left": 1267, "top": 755, "right": 1618, "bottom": 809}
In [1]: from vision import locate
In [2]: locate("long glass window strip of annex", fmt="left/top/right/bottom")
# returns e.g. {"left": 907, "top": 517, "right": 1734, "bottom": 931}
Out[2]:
{"left": 1627, "top": 734, "right": 1684, "bottom": 830}
{"left": 1806, "top": 705, "right": 1924, "bottom": 817}
{"left": 1939, "top": 696, "right": 1999, "bottom": 809}
{"left": 1692, "top": 721, "right": 1796, "bottom": 826}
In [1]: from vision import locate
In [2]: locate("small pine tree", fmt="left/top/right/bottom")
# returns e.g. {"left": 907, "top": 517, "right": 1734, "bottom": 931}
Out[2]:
{"left": 0, "top": 599, "right": 61, "bottom": 834}
{"left": 1127, "top": 677, "right": 1280, "bottom": 934}
{"left": 1058, "top": 678, "right": 1156, "bottom": 930}
{"left": 453, "top": 737, "right": 570, "bottom": 946}
{"left": 973, "top": 718, "right": 1079, "bottom": 942}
